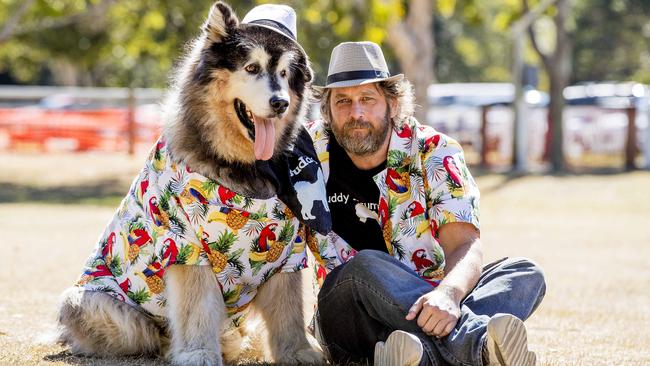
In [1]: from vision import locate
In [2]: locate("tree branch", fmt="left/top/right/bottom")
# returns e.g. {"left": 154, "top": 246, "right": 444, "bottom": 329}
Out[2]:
{"left": 0, "top": 0, "right": 37, "bottom": 43}
{"left": 522, "top": 0, "right": 552, "bottom": 70}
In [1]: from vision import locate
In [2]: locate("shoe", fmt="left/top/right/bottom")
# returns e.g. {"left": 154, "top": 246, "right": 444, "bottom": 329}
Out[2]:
{"left": 374, "top": 330, "right": 423, "bottom": 366}
{"left": 485, "top": 313, "right": 536, "bottom": 366}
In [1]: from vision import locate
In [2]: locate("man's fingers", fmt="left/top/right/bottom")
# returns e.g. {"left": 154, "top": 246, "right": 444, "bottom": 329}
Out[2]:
{"left": 405, "top": 297, "right": 424, "bottom": 320}
{"left": 441, "top": 320, "right": 456, "bottom": 337}
{"left": 422, "top": 316, "right": 441, "bottom": 334}
{"left": 416, "top": 306, "right": 433, "bottom": 328}
{"left": 432, "top": 316, "right": 450, "bottom": 337}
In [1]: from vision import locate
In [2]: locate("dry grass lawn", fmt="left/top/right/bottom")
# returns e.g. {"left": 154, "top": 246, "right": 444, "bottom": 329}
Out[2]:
{"left": 1, "top": 152, "right": 649, "bottom": 365}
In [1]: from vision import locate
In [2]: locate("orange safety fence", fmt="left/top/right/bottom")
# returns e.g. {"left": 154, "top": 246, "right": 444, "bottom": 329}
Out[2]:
{"left": 0, "top": 107, "right": 162, "bottom": 152}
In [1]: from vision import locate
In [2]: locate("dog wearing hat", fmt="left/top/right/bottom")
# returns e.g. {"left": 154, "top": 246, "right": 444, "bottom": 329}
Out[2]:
{"left": 56, "top": 2, "right": 327, "bottom": 365}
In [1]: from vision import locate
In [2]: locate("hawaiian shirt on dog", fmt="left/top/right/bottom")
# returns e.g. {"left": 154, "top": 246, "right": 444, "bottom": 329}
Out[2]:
{"left": 305, "top": 117, "right": 480, "bottom": 287}
{"left": 77, "top": 139, "right": 313, "bottom": 328}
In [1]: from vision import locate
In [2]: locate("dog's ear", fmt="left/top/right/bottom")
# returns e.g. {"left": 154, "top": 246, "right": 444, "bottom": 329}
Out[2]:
{"left": 303, "top": 63, "right": 314, "bottom": 83}
{"left": 203, "top": 1, "right": 239, "bottom": 42}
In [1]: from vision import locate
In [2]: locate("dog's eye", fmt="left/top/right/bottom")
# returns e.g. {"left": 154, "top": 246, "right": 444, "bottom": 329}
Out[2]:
{"left": 280, "top": 70, "right": 287, "bottom": 78}
{"left": 245, "top": 64, "right": 260, "bottom": 74}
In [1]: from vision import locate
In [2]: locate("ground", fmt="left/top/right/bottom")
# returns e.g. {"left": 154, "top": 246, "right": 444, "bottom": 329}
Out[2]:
{"left": 0, "top": 152, "right": 649, "bottom": 365}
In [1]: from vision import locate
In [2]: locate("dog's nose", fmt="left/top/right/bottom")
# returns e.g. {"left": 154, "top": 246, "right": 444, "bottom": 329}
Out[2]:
{"left": 270, "top": 96, "right": 289, "bottom": 115}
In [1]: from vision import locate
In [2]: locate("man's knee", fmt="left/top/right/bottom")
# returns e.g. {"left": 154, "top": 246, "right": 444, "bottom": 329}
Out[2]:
{"left": 504, "top": 257, "right": 546, "bottom": 298}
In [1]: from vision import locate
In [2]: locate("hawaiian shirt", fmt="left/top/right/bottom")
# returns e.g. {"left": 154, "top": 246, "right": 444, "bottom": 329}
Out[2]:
{"left": 76, "top": 139, "right": 315, "bottom": 329}
{"left": 305, "top": 117, "right": 480, "bottom": 287}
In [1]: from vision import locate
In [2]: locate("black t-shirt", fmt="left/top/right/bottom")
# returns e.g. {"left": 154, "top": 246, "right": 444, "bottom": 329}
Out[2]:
{"left": 326, "top": 134, "right": 387, "bottom": 252}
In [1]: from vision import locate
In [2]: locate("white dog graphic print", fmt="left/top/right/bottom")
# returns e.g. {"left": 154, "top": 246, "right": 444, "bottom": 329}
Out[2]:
{"left": 295, "top": 168, "right": 329, "bottom": 220}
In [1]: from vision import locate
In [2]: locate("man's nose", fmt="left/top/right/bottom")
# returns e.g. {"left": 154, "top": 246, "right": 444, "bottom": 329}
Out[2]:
{"left": 350, "top": 101, "right": 364, "bottom": 120}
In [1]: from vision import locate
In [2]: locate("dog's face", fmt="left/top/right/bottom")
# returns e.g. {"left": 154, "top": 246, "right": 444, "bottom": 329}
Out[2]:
{"left": 184, "top": 2, "right": 313, "bottom": 163}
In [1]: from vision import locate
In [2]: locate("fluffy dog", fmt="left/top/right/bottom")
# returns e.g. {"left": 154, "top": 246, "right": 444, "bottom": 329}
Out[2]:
{"left": 57, "top": 2, "right": 327, "bottom": 365}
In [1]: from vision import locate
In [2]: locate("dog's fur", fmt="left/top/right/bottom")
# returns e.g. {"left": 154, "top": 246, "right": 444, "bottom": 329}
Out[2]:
{"left": 57, "top": 2, "right": 323, "bottom": 365}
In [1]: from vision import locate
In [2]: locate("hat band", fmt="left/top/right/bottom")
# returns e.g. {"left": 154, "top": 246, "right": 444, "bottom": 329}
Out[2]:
{"left": 247, "top": 19, "right": 296, "bottom": 40}
{"left": 326, "top": 70, "right": 390, "bottom": 85}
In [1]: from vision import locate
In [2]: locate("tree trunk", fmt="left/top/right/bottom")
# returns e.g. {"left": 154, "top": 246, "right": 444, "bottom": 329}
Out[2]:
{"left": 548, "top": 0, "right": 572, "bottom": 171}
{"left": 386, "top": 0, "right": 434, "bottom": 123}
{"left": 525, "top": 0, "right": 572, "bottom": 172}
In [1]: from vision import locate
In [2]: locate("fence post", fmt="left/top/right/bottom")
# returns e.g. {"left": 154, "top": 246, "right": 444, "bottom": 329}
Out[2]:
{"left": 625, "top": 104, "right": 637, "bottom": 170}
{"left": 127, "top": 87, "right": 135, "bottom": 156}
{"left": 480, "top": 104, "right": 490, "bottom": 168}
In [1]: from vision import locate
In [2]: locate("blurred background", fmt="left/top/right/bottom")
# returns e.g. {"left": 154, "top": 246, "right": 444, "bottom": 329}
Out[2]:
{"left": 0, "top": 0, "right": 649, "bottom": 172}
{"left": 0, "top": 1, "right": 649, "bottom": 366}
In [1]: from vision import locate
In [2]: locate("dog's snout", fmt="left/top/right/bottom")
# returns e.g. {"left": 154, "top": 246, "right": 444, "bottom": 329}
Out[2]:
{"left": 270, "top": 96, "right": 289, "bottom": 115}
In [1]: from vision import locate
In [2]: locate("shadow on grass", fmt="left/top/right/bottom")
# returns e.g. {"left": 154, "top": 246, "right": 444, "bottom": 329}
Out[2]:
{"left": 0, "top": 180, "right": 127, "bottom": 206}
{"left": 43, "top": 351, "right": 320, "bottom": 366}
{"left": 43, "top": 350, "right": 168, "bottom": 365}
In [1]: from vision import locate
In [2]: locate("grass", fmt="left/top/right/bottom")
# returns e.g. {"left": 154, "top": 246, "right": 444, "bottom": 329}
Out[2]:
{"left": 0, "top": 152, "right": 649, "bottom": 365}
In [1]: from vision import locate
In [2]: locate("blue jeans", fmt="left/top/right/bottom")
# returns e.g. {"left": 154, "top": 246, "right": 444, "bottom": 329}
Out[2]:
{"left": 316, "top": 250, "right": 546, "bottom": 366}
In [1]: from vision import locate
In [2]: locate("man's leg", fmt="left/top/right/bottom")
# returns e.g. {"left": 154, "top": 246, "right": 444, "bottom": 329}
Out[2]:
{"left": 316, "top": 250, "right": 445, "bottom": 365}
{"left": 432, "top": 257, "right": 546, "bottom": 366}
{"left": 316, "top": 252, "right": 545, "bottom": 366}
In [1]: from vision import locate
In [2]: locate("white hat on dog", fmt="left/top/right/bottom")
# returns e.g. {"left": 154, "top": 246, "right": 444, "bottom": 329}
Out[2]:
{"left": 242, "top": 4, "right": 298, "bottom": 42}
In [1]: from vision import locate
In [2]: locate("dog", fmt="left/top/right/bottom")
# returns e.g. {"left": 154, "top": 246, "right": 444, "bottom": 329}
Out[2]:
{"left": 56, "top": 2, "right": 326, "bottom": 365}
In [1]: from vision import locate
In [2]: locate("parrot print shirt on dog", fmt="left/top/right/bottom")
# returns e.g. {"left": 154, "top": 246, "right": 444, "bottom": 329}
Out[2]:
{"left": 76, "top": 139, "right": 321, "bottom": 329}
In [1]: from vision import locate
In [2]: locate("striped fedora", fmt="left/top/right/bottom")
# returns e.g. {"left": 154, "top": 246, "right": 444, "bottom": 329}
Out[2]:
{"left": 319, "top": 41, "right": 403, "bottom": 89}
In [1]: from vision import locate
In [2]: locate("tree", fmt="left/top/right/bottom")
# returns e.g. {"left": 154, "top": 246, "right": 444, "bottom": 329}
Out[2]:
{"left": 523, "top": 0, "right": 573, "bottom": 172}
{"left": 386, "top": 0, "right": 434, "bottom": 123}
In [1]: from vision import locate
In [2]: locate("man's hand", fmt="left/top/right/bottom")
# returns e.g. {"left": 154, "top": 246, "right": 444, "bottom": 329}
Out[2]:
{"left": 405, "top": 222, "right": 482, "bottom": 338}
{"left": 405, "top": 287, "right": 461, "bottom": 338}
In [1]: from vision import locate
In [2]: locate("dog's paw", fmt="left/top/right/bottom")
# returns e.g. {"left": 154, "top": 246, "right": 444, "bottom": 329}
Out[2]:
{"left": 171, "top": 349, "right": 223, "bottom": 366}
{"left": 277, "top": 347, "right": 326, "bottom": 365}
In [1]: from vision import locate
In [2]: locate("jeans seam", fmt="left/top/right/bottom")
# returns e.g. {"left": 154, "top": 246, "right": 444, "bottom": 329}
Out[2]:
{"left": 318, "top": 278, "right": 356, "bottom": 303}
{"left": 420, "top": 339, "right": 437, "bottom": 366}
{"left": 433, "top": 338, "right": 474, "bottom": 366}
{"left": 351, "top": 277, "right": 403, "bottom": 310}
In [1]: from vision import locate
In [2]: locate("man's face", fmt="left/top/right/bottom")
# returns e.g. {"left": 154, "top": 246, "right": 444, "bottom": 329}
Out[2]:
{"left": 328, "top": 83, "right": 397, "bottom": 156}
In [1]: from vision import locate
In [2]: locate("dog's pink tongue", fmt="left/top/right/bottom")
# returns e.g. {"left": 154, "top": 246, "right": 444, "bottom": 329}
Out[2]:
{"left": 253, "top": 117, "right": 275, "bottom": 161}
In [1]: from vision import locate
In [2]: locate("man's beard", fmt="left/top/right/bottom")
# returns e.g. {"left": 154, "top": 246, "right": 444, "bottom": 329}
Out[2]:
{"left": 331, "top": 109, "right": 391, "bottom": 156}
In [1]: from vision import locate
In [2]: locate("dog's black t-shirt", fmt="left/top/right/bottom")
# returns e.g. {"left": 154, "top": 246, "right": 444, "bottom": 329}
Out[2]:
{"left": 326, "top": 135, "right": 388, "bottom": 253}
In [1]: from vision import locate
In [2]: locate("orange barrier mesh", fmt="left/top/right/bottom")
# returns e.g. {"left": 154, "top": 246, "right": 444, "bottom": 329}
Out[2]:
{"left": 0, "top": 108, "right": 162, "bottom": 152}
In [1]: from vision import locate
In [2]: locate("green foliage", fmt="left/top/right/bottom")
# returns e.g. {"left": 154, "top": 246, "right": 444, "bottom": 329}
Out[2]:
{"left": 0, "top": 0, "right": 647, "bottom": 88}
{"left": 572, "top": 0, "right": 650, "bottom": 84}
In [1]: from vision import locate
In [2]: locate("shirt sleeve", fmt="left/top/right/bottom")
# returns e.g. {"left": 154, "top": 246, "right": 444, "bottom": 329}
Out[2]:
{"left": 423, "top": 135, "right": 480, "bottom": 236}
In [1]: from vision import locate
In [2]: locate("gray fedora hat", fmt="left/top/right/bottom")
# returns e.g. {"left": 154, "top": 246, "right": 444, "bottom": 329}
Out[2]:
{"left": 318, "top": 41, "right": 403, "bottom": 89}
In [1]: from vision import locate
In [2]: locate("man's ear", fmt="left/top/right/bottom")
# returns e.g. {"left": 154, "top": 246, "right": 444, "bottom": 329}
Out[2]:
{"left": 203, "top": 1, "right": 239, "bottom": 43}
{"left": 389, "top": 97, "right": 399, "bottom": 119}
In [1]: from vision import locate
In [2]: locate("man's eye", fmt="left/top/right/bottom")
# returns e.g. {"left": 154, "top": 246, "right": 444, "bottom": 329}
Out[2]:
{"left": 245, "top": 64, "right": 260, "bottom": 74}
{"left": 336, "top": 99, "right": 350, "bottom": 105}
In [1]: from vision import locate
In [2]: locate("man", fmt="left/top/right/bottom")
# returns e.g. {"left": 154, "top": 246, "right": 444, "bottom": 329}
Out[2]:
{"left": 306, "top": 41, "right": 546, "bottom": 366}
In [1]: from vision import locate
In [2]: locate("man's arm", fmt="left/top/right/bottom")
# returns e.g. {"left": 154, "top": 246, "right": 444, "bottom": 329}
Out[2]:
{"left": 405, "top": 222, "right": 483, "bottom": 337}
